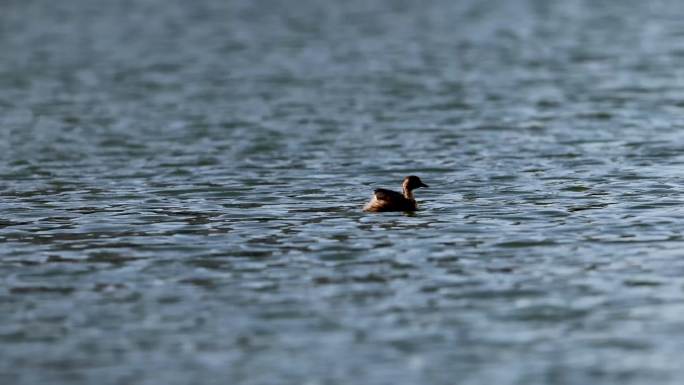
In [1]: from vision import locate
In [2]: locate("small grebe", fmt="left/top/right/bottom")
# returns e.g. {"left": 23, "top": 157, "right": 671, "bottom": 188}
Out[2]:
{"left": 363, "top": 175, "right": 429, "bottom": 212}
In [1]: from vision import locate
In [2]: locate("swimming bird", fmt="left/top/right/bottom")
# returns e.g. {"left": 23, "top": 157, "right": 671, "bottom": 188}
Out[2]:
{"left": 363, "top": 175, "right": 429, "bottom": 212}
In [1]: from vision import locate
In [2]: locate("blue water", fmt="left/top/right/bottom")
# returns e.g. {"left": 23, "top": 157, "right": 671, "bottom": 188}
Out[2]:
{"left": 3, "top": 0, "right": 684, "bottom": 384}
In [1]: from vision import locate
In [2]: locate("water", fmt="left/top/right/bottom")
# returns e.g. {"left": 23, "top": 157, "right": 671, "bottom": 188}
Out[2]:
{"left": 3, "top": 0, "right": 684, "bottom": 384}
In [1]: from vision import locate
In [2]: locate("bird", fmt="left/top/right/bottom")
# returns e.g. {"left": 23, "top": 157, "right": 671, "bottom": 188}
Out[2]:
{"left": 363, "top": 175, "right": 429, "bottom": 212}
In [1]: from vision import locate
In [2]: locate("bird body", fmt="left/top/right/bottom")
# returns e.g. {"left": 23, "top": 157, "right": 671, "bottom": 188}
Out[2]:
{"left": 363, "top": 176, "right": 428, "bottom": 212}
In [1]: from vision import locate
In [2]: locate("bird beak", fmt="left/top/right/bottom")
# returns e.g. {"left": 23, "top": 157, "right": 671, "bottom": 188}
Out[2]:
{"left": 420, "top": 182, "right": 429, "bottom": 188}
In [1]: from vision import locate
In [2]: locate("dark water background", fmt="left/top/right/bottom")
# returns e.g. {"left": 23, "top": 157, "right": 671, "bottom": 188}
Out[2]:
{"left": 4, "top": 0, "right": 684, "bottom": 384}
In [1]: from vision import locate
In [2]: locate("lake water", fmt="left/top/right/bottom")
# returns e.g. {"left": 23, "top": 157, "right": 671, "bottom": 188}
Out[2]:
{"left": 4, "top": 0, "right": 684, "bottom": 384}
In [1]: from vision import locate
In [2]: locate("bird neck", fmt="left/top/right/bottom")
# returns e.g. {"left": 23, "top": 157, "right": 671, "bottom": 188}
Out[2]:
{"left": 403, "top": 187, "right": 414, "bottom": 200}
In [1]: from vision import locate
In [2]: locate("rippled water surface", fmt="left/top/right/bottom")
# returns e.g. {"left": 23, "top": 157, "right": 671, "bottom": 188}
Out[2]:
{"left": 4, "top": 0, "right": 684, "bottom": 384}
